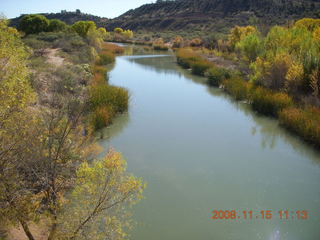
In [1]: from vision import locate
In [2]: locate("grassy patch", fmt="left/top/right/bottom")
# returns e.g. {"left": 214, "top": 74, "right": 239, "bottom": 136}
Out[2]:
{"left": 206, "top": 67, "right": 231, "bottom": 86}
{"left": 279, "top": 106, "right": 320, "bottom": 146}
{"left": 223, "top": 77, "right": 252, "bottom": 100}
{"left": 251, "top": 87, "right": 293, "bottom": 116}
{"left": 89, "top": 42, "right": 129, "bottom": 130}
{"left": 176, "top": 48, "right": 203, "bottom": 69}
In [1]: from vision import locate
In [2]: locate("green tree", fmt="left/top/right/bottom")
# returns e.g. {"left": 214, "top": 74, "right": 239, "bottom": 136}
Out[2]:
{"left": 114, "top": 27, "right": 124, "bottom": 34}
{"left": 19, "top": 14, "right": 50, "bottom": 34}
{"left": 72, "top": 21, "right": 96, "bottom": 38}
{"left": 0, "top": 18, "right": 38, "bottom": 239}
{"left": 229, "top": 25, "right": 258, "bottom": 49}
{"left": 236, "top": 33, "right": 263, "bottom": 62}
{"left": 48, "top": 19, "right": 67, "bottom": 32}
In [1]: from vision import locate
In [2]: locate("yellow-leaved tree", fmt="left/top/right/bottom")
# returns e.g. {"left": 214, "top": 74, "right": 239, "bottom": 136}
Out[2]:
{"left": 0, "top": 18, "right": 40, "bottom": 239}
{"left": 55, "top": 150, "right": 145, "bottom": 240}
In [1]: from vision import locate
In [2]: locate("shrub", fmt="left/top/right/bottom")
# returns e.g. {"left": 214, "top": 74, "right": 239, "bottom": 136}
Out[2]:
{"left": 191, "top": 60, "right": 213, "bottom": 76}
{"left": 223, "top": 77, "right": 252, "bottom": 100}
{"left": 206, "top": 67, "right": 231, "bottom": 86}
{"left": 251, "top": 87, "right": 293, "bottom": 116}
{"left": 279, "top": 106, "right": 320, "bottom": 146}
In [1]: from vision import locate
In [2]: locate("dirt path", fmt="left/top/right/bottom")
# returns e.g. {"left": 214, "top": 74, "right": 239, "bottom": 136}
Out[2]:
{"left": 7, "top": 219, "right": 49, "bottom": 240}
{"left": 44, "top": 48, "right": 64, "bottom": 67}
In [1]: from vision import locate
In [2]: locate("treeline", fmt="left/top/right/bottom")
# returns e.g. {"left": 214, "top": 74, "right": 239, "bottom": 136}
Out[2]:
{"left": 0, "top": 16, "right": 144, "bottom": 240}
{"left": 17, "top": 14, "right": 134, "bottom": 42}
{"left": 175, "top": 18, "right": 320, "bottom": 147}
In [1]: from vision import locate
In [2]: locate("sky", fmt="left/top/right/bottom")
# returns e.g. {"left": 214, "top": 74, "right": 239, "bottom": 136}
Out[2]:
{"left": 1, "top": 0, "right": 154, "bottom": 19}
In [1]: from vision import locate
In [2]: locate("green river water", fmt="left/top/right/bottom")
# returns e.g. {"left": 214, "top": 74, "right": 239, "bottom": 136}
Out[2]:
{"left": 99, "top": 46, "right": 320, "bottom": 240}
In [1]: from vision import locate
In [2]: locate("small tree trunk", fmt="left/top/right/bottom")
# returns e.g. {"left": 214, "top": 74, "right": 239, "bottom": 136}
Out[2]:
{"left": 19, "top": 219, "right": 36, "bottom": 240}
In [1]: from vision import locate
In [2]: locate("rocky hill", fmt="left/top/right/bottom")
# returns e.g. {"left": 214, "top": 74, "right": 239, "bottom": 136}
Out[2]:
{"left": 105, "top": 0, "right": 320, "bottom": 33}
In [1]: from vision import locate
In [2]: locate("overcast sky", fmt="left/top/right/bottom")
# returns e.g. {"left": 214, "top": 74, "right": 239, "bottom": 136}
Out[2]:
{"left": 1, "top": 0, "right": 154, "bottom": 19}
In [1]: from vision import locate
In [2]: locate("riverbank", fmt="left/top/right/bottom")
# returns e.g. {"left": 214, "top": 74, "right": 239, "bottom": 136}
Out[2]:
{"left": 0, "top": 18, "right": 143, "bottom": 240}
{"left": 175, "top": 47, "right": 320, "bottom": 148}
{"left": 98, "top": 52, "right": 320, "bottom": 240}
{"left": 89, "top": 42, "right": 129, "bottom": 130}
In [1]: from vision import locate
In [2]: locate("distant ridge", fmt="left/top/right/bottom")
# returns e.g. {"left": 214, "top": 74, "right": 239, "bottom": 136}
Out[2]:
{"left": 9, "top": 1, "right": 320, "bottom": 34}
{"left": 105, "top": 0, "right": 320, "bottom": 33}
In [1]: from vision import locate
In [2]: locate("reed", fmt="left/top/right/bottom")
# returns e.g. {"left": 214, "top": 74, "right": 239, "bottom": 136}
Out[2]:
{"left": 206, "top": 67, "right": 231, "bottom": 86}
{"left": 279, "top": 106, "right": 320, "bottom": 146}
{"left": 223, "top": 77, "right": 252, "bottom": 100}
{"left": 251, "top": 87, "right": 293, "bottom": 116}
{"left": 102, "top": 42, "right": 125, "bottom": 54}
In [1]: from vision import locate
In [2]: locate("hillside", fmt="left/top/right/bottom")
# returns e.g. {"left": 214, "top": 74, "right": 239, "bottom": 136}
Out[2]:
{"left": 105, "top": 0, "right": 320, "bottom": 33}
{"left": 9, "top": 10, "right": 108, "bottom": 28}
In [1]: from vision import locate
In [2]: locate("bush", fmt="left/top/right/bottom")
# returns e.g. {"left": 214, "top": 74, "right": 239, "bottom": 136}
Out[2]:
{"left": 206, "top": 67, "right": 231, "bottom": 86}
{"left": 279, "top": 106, "right": 320, "bottom": 146}
{"left": 251, "top": 87, "right": 293, "bottom": 116}
{"left": 191, "top": 60, "right": 213, "bottom": 76}
{"left": 223, "top": 77, "right": 252, "bottom": 100}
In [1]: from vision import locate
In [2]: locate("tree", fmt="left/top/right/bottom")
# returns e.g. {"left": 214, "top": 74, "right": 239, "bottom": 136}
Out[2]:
{"left": 173, "top": 35, "right": 184, "bottom": 48}
{"left": 114, "top": 27, "right": 124, "bottom": 34}
{"left": 236, "top": 33, "right": 263, "bottom": 62}
{"left": 229, "top": 25, "right": 258, "bottom": 49}
{"left": 0, "top": 18, "right": 38, "bottom": 239}
{"left": 48, "top": 19, "right": 67, "bottom": 32}
{"left": 55, "top": 150, "right": 145, "bottom": 240}
{"left": 19, "top": 14, "right": 50, "bottom": 34}
{"left": 122, "top": 30, "right": 134, "bottom": 39}
{"left": 72, "top": 21, "right": 96, "bottom": 38}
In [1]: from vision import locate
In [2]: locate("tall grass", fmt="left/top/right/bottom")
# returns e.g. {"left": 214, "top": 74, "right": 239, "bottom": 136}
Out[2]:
{"left": 191, "top": 60, "right": 213, "bottom": 76}
{"left": 251, "top": 87, "right": 293, "bottom": 116}
{"left": 176, "top": 48, "right": 204, "bottom": 69}
{"left": 102, "top": 42, "right": 125, "bottom": 54}
{"left": 206, "top": 67, "right": 231, "bottom": 86}
{"left": 279, "top": 106, "right": 320, "bottom": 146}
{"left": 90, "top": 85, "right": 129, "bottom": 113}
{"left": 91, "top": 105, "right": 115, "bottom": 130}
{"left": 89, "top": 42, "right": 129, "bottom": 130}
{"left": 96, "top": 50, "right": 115, "bottom": 65}
{"left": 223, "top": 77, "right": 252, "bottom": 100}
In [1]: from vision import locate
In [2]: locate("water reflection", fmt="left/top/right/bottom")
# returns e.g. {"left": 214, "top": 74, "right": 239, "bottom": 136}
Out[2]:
{"left": 102, "top": 50, "right": 320, "bottom": 240}
{"left": 99, "top": 112, "right": 130, "bottom": 140}
{"left": 122, "top": 52, "right": 320, "bottom": 164}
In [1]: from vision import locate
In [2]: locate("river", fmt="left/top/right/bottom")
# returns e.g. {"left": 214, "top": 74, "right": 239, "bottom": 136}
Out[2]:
{"left": 99, "top": 46, "right": 320, "bottom": 240}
